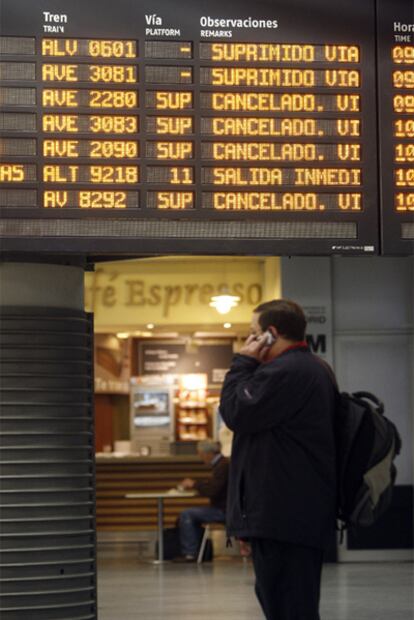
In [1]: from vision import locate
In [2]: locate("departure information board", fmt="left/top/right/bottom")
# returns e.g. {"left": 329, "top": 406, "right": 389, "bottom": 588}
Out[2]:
{"left": 0, "top": 0, "right": 409, "bottom": 256}
{"left": 377, "top": 0, "right": 414, "bottom": 255}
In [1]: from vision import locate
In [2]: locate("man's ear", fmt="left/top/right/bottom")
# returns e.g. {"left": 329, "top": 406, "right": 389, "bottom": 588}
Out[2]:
{"left": 268, "top": 326, "right": 278, "bottom": 339}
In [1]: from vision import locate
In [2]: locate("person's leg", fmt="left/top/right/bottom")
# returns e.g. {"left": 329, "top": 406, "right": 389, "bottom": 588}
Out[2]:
{"left": 250, "top": 538, "right": 323, "bottom": 620}
{"left": 251, "top": 538, "right": 287, "bottom": 619}
{"left": 287, "top": 544, "right": 323, "bottom": 619}
{"left": 197, "top": 505, "right": 226, "bottom": 524}
{"left": 178, "top": 506, "right": 225, "bottom": 557}
{"left": 178, "top": 508, "right": 203, "bottom": 557}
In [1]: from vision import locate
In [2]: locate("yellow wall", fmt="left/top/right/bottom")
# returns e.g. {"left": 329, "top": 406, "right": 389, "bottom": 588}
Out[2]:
{"left": 85, "top": 256, "right": 280, "bottom": 331}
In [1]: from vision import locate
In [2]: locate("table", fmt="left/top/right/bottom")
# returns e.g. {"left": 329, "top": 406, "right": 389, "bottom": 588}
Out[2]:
{"left": 125, "top": 491, "right": 196, "bottom": 563}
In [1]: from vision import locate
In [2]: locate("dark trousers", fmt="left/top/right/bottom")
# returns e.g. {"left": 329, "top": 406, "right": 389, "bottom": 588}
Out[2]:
{"left": 250, "top": 538, "right": 323, "bottom": 620}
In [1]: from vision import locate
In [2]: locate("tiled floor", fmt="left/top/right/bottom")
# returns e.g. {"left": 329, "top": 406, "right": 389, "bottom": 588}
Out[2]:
{"left": 97, "top": 544, "right": 414, "bottom": 619}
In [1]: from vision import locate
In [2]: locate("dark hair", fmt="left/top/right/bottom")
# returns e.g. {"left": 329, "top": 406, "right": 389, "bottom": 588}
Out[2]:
{"left": 254, "top": 299, "right": 306, "bottom": 341}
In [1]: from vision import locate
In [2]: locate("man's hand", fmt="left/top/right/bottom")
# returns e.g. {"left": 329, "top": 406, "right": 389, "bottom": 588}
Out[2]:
{"left": 238, "top": 539, "right": 252, "bottom": 557}
{"left": 180, "top": 478, "right": 195, "bottom": 490}
{"left": 239, "top": 333, "right": 270, "bottom": 362}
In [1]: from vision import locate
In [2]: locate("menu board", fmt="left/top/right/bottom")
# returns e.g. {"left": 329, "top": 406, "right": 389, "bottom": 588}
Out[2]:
{"left": 0, "top": 0, "right": 396, "bottom": 255}
{"left": 138, "top": 342, "right": 233, "bottom": 385}
{"left": 377, "top": 0, "right": 414, "bottom": 255}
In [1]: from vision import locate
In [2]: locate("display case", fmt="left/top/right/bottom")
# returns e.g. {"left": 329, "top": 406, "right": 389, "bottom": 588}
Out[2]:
{"left": 175, "top": 374, "right": 211, "bottom": 442}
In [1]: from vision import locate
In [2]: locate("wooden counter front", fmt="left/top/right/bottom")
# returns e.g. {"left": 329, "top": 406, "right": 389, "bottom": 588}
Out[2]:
{"left": 96, "top": 455, "right": 211, "bottom": 531}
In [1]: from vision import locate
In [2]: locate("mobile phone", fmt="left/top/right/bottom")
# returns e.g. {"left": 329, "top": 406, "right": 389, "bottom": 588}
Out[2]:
{"left": 263, "top": 330, "right": 276, "bottom": 346}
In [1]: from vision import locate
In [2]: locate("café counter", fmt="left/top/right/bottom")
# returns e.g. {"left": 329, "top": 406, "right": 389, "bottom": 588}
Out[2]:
{"left": 96, "top": 454, "right": 211, "bottom": 531}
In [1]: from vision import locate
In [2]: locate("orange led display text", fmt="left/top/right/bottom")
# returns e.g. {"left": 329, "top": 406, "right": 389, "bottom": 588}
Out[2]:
{"left": 42, "top": 39, "right": 136, "bottom": 58}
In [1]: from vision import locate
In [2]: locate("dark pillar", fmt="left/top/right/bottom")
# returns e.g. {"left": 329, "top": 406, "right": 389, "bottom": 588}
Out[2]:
{"left": 0, "top": 263, "right": 96, "bottom": 620}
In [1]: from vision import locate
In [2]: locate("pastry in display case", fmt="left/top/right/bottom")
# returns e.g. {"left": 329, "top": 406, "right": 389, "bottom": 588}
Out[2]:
{"left": 176, "top": 374, "right": 211, "bottom": 441}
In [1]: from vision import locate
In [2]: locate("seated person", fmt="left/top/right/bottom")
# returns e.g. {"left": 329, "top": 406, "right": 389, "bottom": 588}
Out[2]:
{"left": 176, "top": 440, "right": 229, "bottom": 562}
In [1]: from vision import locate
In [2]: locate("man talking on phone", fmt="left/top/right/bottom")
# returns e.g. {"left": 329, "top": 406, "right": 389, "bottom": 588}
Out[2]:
{"left": 219, "top": 299, "right": 337, "bottom": 620}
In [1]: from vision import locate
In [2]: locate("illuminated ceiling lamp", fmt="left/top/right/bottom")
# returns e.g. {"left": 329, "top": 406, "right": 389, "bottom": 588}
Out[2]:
{"left": 209, "top": 290, "right": 240, "bottom": 315}
{"left": 209, "top": 262, "right": 240, "bottom": 315}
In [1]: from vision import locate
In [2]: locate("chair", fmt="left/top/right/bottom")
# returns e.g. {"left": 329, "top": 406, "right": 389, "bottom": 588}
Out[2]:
{"left": 197, "top": 522, "right": 226, "bottom": 563}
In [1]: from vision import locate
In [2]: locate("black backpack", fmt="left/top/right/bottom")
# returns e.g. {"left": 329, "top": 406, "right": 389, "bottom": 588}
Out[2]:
{"left": 335, "top": 391, "right": 402, "bottom": 534}
{"left": 155, "top": 526, "right": 213, "bottom": 561}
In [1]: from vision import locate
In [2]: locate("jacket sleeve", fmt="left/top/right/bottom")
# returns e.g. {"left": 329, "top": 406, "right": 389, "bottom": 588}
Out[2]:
{"left": 194, "top": 461, "right": 228, "bottom": 499}
{"left": 219, "top": 354, "right": 305, "bottom": 434}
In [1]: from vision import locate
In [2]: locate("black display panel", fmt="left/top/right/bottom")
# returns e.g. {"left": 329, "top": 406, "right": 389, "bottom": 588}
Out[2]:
{"left": 377, "top": 0, "right": 414, "bottom": 255}
{"left": 0, "top": 0, "right": 382, "bottom": 255}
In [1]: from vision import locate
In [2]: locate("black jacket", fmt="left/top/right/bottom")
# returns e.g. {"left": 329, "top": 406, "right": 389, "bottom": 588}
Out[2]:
{"left": 194, "top": 455, "right": 229, "bottom": 512}
{"left": 219, "top": 345, "right": 337, "bottom": 549}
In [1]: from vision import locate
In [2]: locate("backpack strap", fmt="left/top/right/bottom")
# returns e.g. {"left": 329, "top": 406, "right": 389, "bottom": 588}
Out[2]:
{"left": 313, "top": 355, "right": 339, "bottom": 390}
{"left": 337, "top": 521, "right": 346, "bottom": 544}
{"left": 352, "top": 391, "right": 384, "bottom": 415}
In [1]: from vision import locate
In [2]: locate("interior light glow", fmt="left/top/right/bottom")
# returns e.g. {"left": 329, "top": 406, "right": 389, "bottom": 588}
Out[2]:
{"left": 209, "top": 293, "right": 240, "bottom": 314}
{"left": 180, "top": 373, "right": 207, "bottom": 390}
